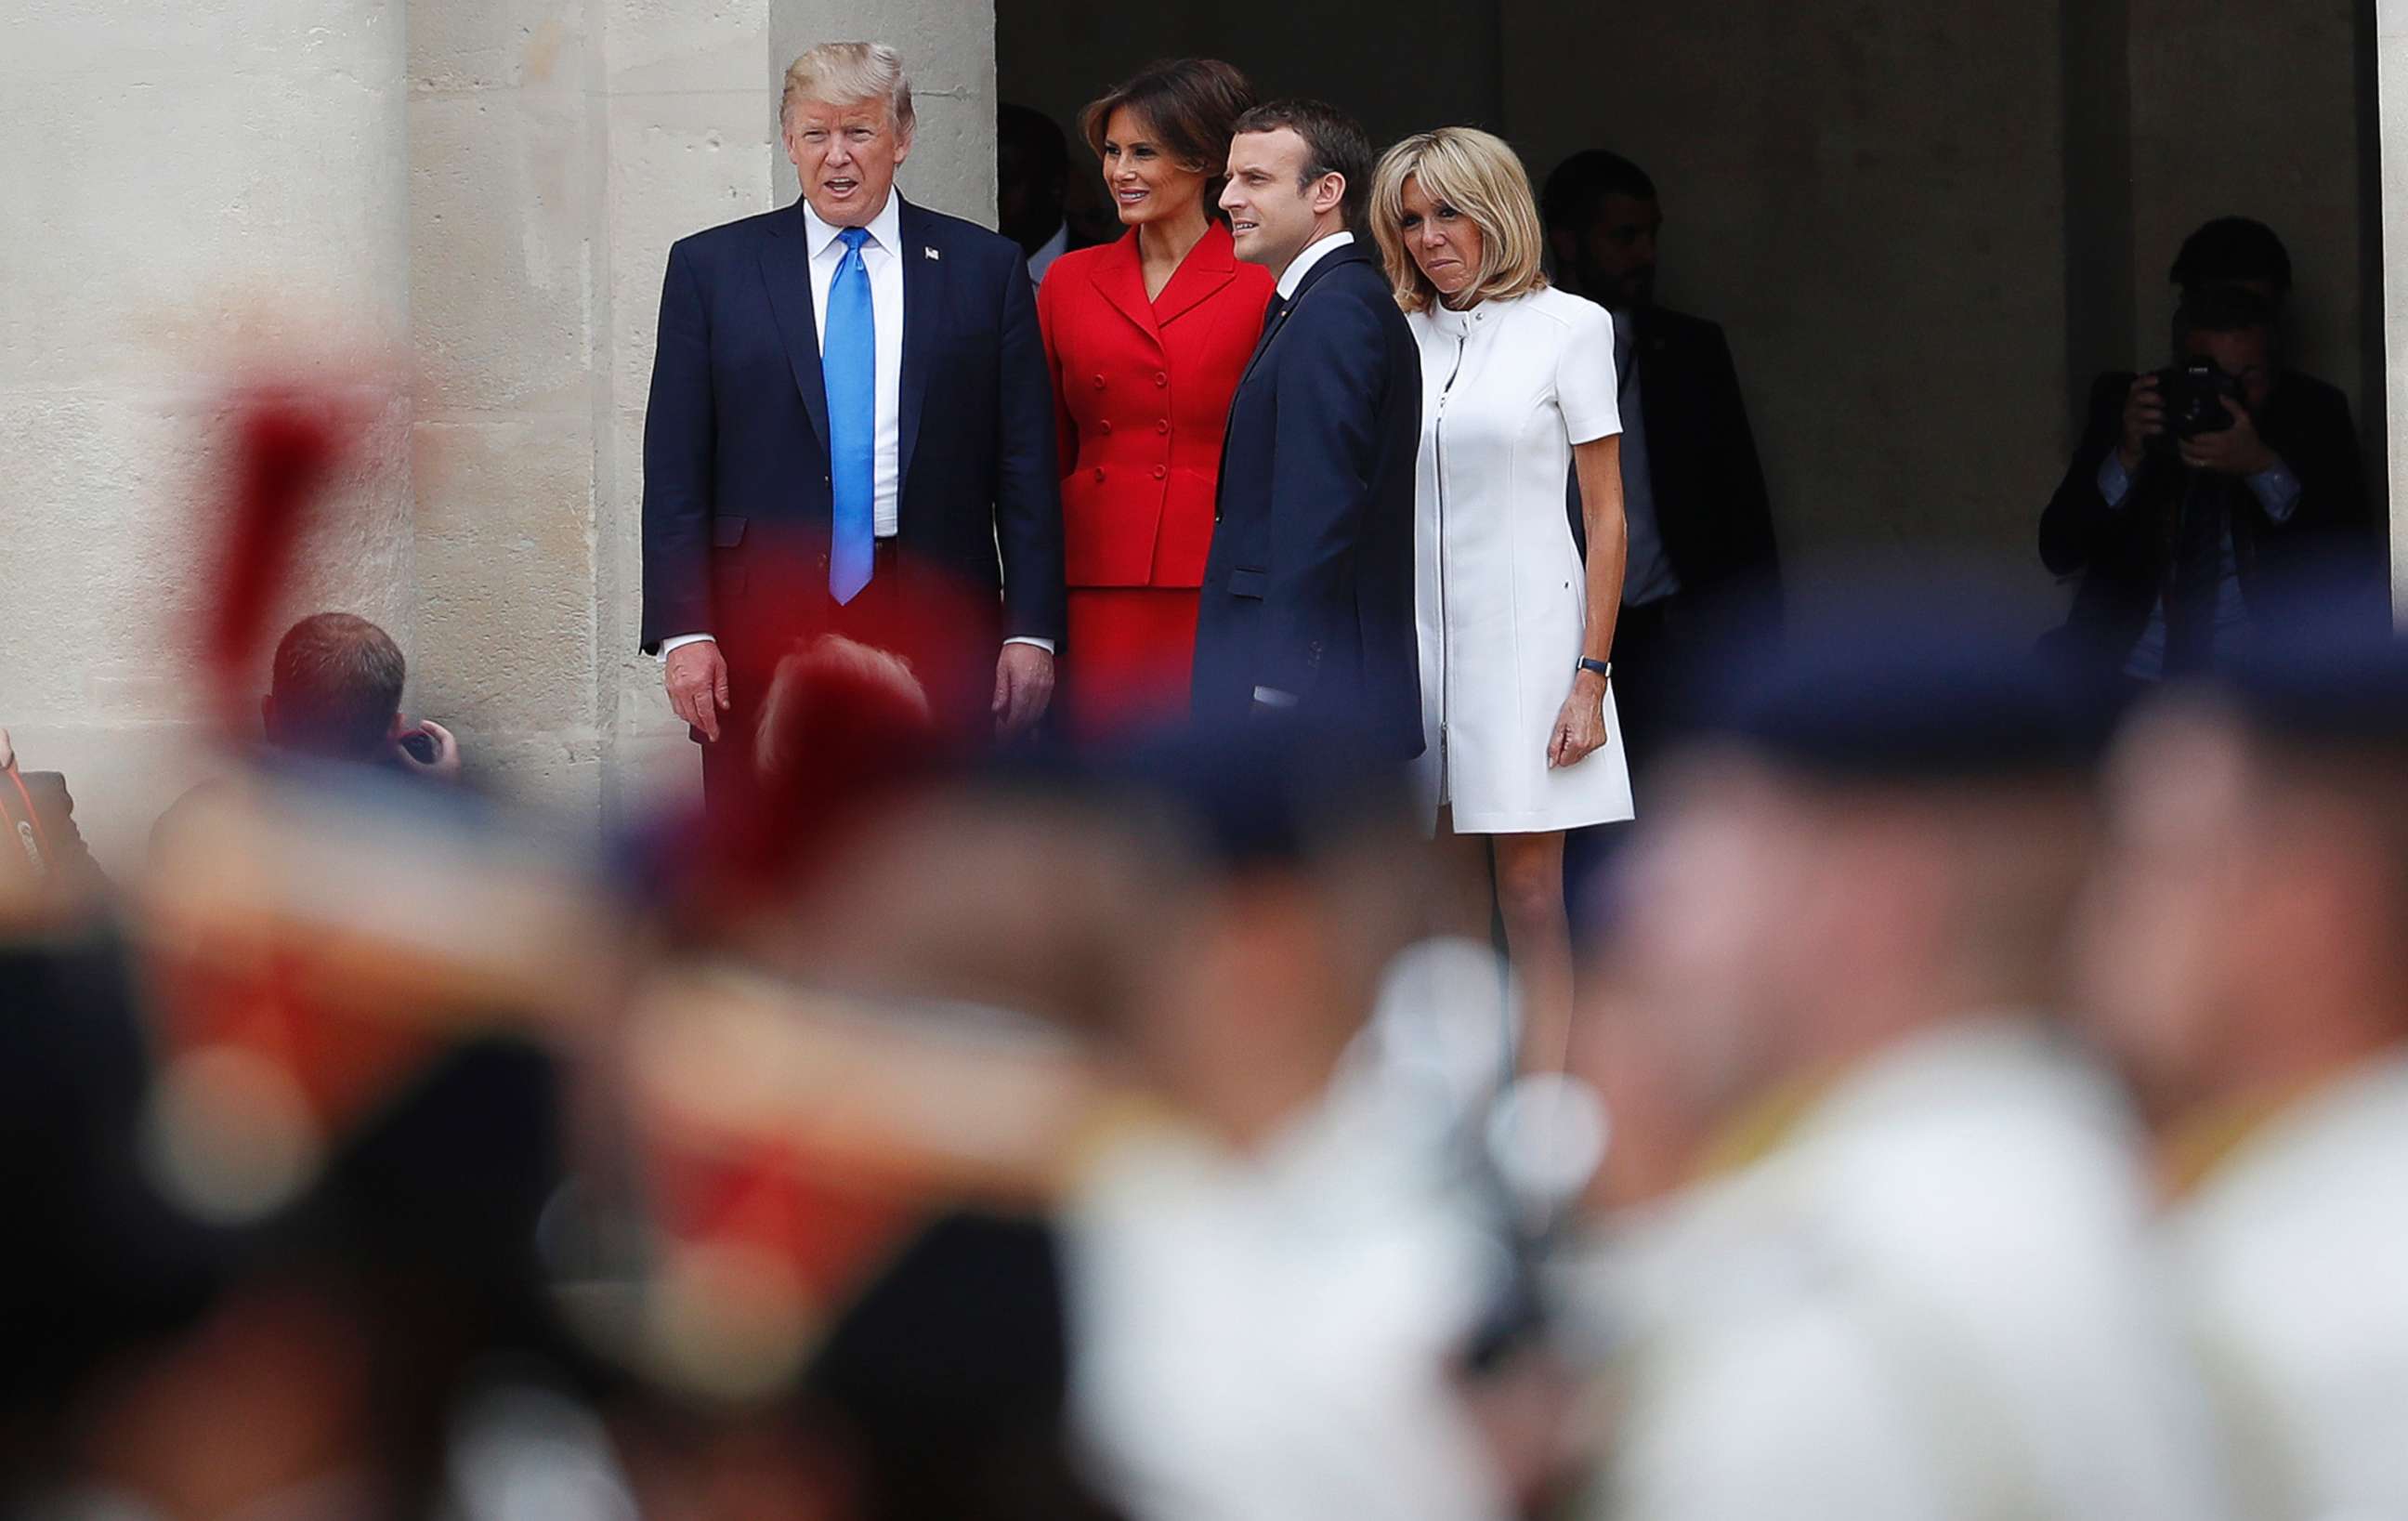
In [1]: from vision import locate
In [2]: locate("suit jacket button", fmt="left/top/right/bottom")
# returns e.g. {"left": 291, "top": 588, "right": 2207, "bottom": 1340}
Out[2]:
{"left": 1152, "top": 465, "right": 1167, "bottom": 480}
{"left": 1154, "top": 372, "right": 1167, "bottom": 387}
{"left": 1093, "top": 467, "right": 1106, "bottom": 482}
{"left": 1093, "top": 374, "right": 1106, "bottom": 389}
{"left": 1156, "top": 419, "right": 1170, "bottom": 435}
{"left": 1100, "top": 418, "right": 1113, "bottom": 434}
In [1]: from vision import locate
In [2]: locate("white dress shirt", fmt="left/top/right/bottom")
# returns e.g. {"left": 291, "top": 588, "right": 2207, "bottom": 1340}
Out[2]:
{"left": 1276, "top": 229, "right": 1354, "bottom": 300}
{"left": 804, "top": 192, "right": 907, "bottom": 539}
{"left": 662, "top": 190, "right": 1050, "bottom": 658}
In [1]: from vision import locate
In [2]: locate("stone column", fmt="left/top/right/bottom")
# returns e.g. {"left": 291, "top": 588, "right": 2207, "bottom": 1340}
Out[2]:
{"left": 2377, "top": 0, "right": 2408, "bottom": 616}
{"left": 0, "top": 0, "right": 414, "bottom": 870}
{"left": 406, "top": 0, "right": 998, "bottom": 830}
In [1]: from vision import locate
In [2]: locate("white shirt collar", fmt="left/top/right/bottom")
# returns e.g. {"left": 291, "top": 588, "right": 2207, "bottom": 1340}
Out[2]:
{"left": 1276, "top": 229, "right": 1354, "bottom": 299}
{"left": 802, "top": 189, "right": 905, "bottom": 260}
{"left": 1027, "top": 220, "right": 1070, "bottom": 286}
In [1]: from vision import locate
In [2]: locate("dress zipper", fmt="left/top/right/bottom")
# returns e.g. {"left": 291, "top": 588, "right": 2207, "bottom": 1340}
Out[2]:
{"left": 1433, "top": 323, "right": 1470, "bottom": 800}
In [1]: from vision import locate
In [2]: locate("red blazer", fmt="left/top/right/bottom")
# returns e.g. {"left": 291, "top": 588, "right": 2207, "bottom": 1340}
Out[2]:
{"left": 1038, "top": 223, "right": 1275, "bottom": 589}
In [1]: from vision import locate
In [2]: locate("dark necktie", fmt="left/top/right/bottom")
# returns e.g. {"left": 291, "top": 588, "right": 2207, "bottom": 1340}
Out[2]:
{"left": 1249, "top": 292, "right": 1290, "bottom": 363}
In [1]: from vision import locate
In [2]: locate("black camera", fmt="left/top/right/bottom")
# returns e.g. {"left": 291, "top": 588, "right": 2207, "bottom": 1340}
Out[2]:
{"left": 2153, "top": 357, "right": 2244, "bottom": 440}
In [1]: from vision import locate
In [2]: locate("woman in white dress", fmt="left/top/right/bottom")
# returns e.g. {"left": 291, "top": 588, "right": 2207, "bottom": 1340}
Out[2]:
{"left": 1368, "top": 126, "right": 1631, "bottom": 1072}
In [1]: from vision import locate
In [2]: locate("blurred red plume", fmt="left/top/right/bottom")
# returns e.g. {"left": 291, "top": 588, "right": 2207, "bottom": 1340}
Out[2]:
{"left": 698, "top": 629, "right": 950, "bottom": 912}
{"left": 203, "top": 382, "right": 363, "bottom": 718}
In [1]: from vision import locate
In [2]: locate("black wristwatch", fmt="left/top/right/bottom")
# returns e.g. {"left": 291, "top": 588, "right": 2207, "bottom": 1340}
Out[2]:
{"left": 1576, "top": 658, "right": 1612, "bottom": 681}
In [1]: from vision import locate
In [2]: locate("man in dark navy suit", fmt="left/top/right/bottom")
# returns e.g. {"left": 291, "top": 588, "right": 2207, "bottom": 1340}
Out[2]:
{"left": 1195, "top": 100, "right": 1421, "bottom": 760}
{"left": 642, "top": 41, "right": 1064, "bottom": 806}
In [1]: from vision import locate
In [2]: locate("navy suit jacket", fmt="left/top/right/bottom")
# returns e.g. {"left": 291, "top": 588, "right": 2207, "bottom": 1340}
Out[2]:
{"left": 640, "top": 194, "right": 1065, "bottom": 657}
{"left": 1193, "top": 243, "right": 1423, "bottom": 758}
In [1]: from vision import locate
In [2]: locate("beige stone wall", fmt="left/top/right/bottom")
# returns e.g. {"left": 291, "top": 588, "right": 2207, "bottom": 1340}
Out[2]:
{"left": 0, "top": 1, "right": 997, "bottom": 872}
{"left": 0, "top": 0, "right": 415, "bottom": 871}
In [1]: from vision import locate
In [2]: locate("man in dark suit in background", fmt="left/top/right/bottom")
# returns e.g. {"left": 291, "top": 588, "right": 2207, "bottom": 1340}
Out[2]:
{"left": 1196, "top": 99, "right": 1421, "bottom": 760}
{"left": 998, "top": 103, "right": 1092, "bottom": 295}
{"left": 1541, "top": 151, "right": 1779, "bottom": 789}
{"left": 2041, "top": 220, "right": 2377, "bottom": 684}
{"left": 644, "top": 42, "right": 1065, "bottom": 808}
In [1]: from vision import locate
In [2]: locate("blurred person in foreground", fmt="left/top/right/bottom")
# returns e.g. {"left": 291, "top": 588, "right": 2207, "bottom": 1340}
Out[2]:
{"left": 660, "top": 685, "right": 1539, "bottom": 1517}
{"left": 2041, "top": 220, "right": 2375, "bottom": 686}
{"left": 1555, "top": 590, "right": 2231, "bottom": 1521}
{"left": 2076, "top": 620, "right": 2408, "bottom": 1518}
{"left": 1053, "top": 717, "right": 1551, "bottom": 1520}
{"left": 7, "top": 823, "right": 595, "bottom": 1520}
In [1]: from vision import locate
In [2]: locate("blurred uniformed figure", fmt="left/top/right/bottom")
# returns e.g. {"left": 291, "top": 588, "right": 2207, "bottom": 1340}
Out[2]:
{"left": 1558, "top": 592, "right": 2232, "bottom": 1521}
{"left": 1058, "top": 717, "right": 1540, "bottom": 1521}
{"left": 2076, "top": 623, "right": 2408, "bottom": 1519}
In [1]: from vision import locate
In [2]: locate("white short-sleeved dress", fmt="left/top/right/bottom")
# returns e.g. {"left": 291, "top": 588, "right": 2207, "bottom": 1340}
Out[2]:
{"left": 1409, "top": 285, "right": 1634, "bottom": 834}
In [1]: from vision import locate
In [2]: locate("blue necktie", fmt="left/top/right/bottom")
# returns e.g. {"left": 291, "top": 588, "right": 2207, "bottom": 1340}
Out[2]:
{"left": 825, "top": 226, "right": 875, "bottom": 604}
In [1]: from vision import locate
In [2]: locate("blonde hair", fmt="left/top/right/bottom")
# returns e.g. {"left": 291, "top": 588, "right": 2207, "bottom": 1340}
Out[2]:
{"left": 780, "top": 42, "right": 916, "bottom": 140}
{"left": 1368, "top": 127, "right": 1549, "bottom": 314}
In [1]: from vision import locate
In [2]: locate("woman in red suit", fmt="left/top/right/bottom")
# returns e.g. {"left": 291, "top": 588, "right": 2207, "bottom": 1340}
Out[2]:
{"left": 1039, "top": 59, "right": 1274, "bottom": 740}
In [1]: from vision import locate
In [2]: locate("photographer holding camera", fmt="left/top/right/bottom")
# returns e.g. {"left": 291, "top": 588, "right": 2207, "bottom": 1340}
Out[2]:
{"left": 2041, "top": 221, "right": 2375, "bottom": 683}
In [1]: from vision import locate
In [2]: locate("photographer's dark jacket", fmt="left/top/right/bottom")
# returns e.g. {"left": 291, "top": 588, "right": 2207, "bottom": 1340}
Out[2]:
{"left": 2040, "top": 369, "right": 2376, "bottom": 675}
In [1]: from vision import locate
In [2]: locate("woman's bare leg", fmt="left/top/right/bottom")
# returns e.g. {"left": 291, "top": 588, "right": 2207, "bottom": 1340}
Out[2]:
{"left": 1491, "top": 830, "right": 1573, "bottom": 1074}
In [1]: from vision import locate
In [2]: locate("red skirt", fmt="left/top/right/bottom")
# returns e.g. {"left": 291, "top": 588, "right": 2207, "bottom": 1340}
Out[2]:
{"left": 1062, "top": 587, "right": 1201, "bottom": 742}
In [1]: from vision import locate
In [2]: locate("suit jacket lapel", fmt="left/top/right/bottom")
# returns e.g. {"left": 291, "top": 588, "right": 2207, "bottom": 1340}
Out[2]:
{"left": 1238, "top": 242, "right": 1364, "bottom": 388}
{"left": 1151, "top": 221, "right": 1237, "bottom": 329}
{"left": 760, "top": 198, "right": 830, "bottom": 452}
{"left": 897, "top": 196, "right": 939, "bottom": 498}
{"left": 1091, "top": 231, "right": 1158, "bottom": 345}
{"left": 1237, "top": 301, "right": 1293, "bottom": 387}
